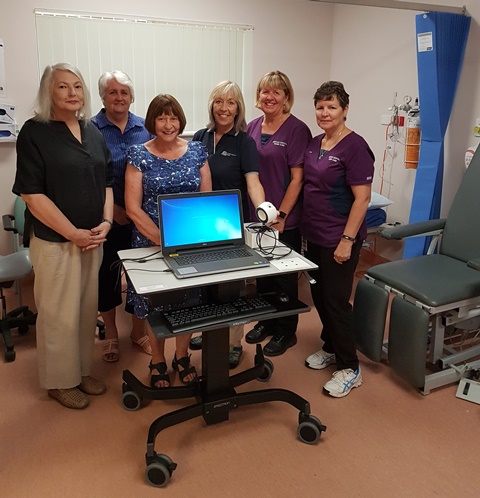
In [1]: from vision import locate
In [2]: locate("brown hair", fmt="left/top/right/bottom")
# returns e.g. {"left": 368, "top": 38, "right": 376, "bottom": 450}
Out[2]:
{"left": 145, "top": 94, "right": 187, "bottom": 135}
{"left": 313, "top": 81, "right": 350, "bottom": 109}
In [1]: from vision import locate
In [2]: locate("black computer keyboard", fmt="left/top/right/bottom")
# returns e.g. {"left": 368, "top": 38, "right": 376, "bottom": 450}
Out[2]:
{"left": 174, "top": 247, "right": 252, "bottom": 266}
{"left": 162, "top": 295, "right": 277, "bottom": 333}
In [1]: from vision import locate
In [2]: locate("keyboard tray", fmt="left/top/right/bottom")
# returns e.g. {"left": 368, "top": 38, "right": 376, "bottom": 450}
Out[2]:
{"left": 162, "top": 294, "right": 277, "bottom": 333}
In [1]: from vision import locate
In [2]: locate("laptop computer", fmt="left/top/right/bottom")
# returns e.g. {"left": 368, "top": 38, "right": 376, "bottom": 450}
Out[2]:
{"left": 157, "top": 189, "right": 270, "bottom": 279}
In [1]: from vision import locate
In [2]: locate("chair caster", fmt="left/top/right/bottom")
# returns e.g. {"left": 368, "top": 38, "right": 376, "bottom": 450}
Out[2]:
{"left": 297, "top": 414, "right": 326, "bottom": 445}
{"left": 121, "top": 383, "right": 142, "bottom": 411}
{"left": 19, "top": 309, "right": 36, "bottom": 334}
{"left": 97, "top": 320, "right": 105, "bottom": 340}
{"left": 5, "top": 349, "right": 15, "bottom": 362}
{"left": 145, "top": 453, "right": 177, "bottom": 487}
{"left": 257, "top": 358, "right": 274, "bottom": 382}
{"left": 18, "top": 323, "right": 29, "bottom": 334}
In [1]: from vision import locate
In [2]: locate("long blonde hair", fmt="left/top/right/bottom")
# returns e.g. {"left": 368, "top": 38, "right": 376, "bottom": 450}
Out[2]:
{"left": 207, "top": 81, "right": 247, "bottom": 133}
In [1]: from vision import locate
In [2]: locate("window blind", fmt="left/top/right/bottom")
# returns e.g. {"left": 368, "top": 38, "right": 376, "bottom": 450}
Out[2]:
{"left": 34, "top": 9, "right": 254, "bottom": 134}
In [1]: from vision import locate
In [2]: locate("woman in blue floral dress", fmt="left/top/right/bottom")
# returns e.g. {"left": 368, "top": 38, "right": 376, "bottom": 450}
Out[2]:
{"left": 125, "top": 94, "right": 211, "bottom": 387}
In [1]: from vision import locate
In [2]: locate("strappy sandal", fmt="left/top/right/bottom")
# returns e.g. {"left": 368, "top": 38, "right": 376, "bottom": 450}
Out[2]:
{"left": 172, "top": 354, "right": 198, "bottom": 385}
{"left": 149, "top": 361, "right": 170, "bottom": 389}
{"left": 130, "top": 335, "right": 153, "bottom": 355}
{"left": 102, "top": 338, "right": 119, "bottom": 363}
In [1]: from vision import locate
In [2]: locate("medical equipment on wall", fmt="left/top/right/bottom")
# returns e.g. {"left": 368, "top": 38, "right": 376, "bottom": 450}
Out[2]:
{"left": 465, "top": 118, "right": 480, "bottom": 168}
{"left": 404, "top": 98, "right": 421, "bottom": 169}
{"left": 465, "top": 144, "right": 478, "bottom": 169}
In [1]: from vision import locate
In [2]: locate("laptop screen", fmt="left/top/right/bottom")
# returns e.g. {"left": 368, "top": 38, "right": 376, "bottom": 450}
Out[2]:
{"left": 158, "top": 190, "right": 245, "bottom": 251}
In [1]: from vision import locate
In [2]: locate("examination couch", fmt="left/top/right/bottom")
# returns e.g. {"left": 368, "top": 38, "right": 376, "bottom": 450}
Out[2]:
{"left": 353, "top": 149, "right": 480, "bottom": 394}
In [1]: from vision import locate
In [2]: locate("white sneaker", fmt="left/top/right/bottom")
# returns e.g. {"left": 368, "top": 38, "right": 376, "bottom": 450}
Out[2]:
{"left": 305, "top": 349, "right": 336, "bottom": 370}
{"left": 323, "top": 368, "right": 363, "bottom": 398}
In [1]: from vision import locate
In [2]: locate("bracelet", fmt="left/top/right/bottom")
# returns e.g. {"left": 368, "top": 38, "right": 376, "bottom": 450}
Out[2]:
{"left": 101, "top": 219, "right": 113, "bottom": 226}
{"left": 341, "top": 234, "right": 355, "bottom": 242}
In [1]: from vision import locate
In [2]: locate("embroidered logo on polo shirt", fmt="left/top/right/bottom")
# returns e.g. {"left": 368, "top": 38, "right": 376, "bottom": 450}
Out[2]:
{"left": 273, "top": 140, "right": 287, "bottom": 147}
{"left": 221, "top": 151, "right": 236, "bottom": 157}
{"left": 328, "top": 156, "right": 340, "bottom": 163}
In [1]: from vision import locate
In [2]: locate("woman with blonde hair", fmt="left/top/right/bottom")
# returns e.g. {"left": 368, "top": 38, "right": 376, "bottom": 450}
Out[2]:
{"left": 245, "top": 70, "right": 312, "bottom": 356}
{"left": 191, "top": 81, "right": 265, "bottom": 368}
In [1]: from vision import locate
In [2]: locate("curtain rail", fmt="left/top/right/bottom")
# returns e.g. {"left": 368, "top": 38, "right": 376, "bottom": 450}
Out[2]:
{"left": 308, "top": 0, "right": 466, "bottom": 16}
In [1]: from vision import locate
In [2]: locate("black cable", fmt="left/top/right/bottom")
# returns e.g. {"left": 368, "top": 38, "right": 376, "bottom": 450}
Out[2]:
{"left": 245, "top": 222, "right": 293, "bottom": 260}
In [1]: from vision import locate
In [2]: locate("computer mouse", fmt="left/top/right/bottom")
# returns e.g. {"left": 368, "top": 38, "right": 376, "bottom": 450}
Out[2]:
{"left": 278, "top": 293, "right": 290, "bottom": 303}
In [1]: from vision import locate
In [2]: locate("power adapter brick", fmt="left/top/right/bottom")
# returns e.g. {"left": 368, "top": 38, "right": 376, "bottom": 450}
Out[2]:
{"left": 244, "top": 224, "right": 278, "bottom": 249}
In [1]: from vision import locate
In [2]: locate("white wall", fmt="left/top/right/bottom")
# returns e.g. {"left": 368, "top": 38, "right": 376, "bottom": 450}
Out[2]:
{"left": 330, "top": 0, "right": 480, "bottom": 259}
{"left": 1, "top": 0, "right": 479, "bottom": 260}
{"left": 0, "top": 0, "right": 332, "bottom": 255}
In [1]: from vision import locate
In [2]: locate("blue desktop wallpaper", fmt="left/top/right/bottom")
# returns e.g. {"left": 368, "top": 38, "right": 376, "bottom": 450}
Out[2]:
{"left": 160, "top": 193, "right": 243, "bottom": 248}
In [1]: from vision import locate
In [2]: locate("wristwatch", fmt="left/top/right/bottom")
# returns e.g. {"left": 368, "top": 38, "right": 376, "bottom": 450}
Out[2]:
{"left": 279, "top": 211, "right": 287, "bottom": 219}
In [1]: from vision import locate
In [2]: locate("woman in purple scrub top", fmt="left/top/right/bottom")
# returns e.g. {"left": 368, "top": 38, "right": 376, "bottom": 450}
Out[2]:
{"left": 302, "top": 81, "right": 374, "bottom": 398}
{"left": 245, "top": 71, "right": 312, "bottom": 357}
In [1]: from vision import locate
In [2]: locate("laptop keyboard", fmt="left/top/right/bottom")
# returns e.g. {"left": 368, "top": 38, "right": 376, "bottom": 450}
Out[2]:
{"left": 162, "top": 295, "right": 277, "bottom": 333}
{"left": 174, "top": 247, "right": 252, "bottom": 266}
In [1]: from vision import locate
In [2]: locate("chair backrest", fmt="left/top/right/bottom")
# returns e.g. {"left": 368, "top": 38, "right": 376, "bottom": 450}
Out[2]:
{"left": 441, "top": 148, "right": 480, "bottom": 262}
{"left": 13, "top": 196, "right": 26, "bottom": 237}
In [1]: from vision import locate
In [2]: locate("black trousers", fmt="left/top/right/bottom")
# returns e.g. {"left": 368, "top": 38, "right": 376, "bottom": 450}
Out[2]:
{"left": 256, "top": 227, "right": 302, "bottom": 338}
{"left": 305, "top": 240, "right": 362, "bottom": 371}
{"left": 98, "top": 223, "right": 134, "bottom": 314}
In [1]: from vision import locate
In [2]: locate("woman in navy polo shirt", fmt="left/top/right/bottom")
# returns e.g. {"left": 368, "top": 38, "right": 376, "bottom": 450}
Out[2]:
{"left": 302, "top": 81, "right": 374, "bottom": 398}
{"left": 192, "top": 81, "right": 265, "bottom": 368}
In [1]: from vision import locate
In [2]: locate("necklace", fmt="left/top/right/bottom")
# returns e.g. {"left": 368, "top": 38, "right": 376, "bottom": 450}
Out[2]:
{"left": 320, "top": 127, "right": 347, "bottom": 159}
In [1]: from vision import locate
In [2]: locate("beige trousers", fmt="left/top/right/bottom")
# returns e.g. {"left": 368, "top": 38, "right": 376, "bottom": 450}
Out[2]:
{"left": 30, "top": 234, "right": 102, "bottom": 389}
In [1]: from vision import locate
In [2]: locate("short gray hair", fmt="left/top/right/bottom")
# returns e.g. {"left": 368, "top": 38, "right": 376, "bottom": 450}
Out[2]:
{"left": 98, "top": 70, "right": 135, "bottom": 103}
{"left": 34, "top": 63, "right": 92, "bottom": 122}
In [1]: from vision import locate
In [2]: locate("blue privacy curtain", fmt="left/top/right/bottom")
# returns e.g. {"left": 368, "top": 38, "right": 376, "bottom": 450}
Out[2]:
{"left": 403, "top": 12, "right": 471, "bottom": 258}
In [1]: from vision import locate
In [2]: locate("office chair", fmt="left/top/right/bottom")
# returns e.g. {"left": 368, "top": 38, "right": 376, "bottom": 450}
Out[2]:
{"left": 353, "top": 149, "right": 480, "bottom": 394}
{"left": 1, "top": 196, "right": 37, "bottom": 362}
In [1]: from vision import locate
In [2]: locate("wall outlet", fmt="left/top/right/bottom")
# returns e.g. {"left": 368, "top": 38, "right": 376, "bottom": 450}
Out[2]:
{"left": 270, "top": 257, "right": 310, "bottom": 271}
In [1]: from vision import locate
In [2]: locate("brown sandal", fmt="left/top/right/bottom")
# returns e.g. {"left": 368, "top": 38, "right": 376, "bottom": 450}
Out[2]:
{"left": 102, "top": 338, "right": 119, "bottom": 362}
{"left": 47, "top": 388, "right": 89, "bottom": 409}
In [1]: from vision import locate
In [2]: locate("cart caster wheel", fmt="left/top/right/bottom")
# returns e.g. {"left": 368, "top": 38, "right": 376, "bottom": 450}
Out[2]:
{"left": 146, "top": 454, "right": 176, "bottom": 488}
{"left": 297, "top": 415, "right": 326, "bottom": 445}
{"left": 122, "top": 389, "right": 142, "bottom": 411}
{"left": 257, "top": 358, "right": 274, "bottom": 382}
{"left": 5, "top": 350, "right": 16, "bottom": 362}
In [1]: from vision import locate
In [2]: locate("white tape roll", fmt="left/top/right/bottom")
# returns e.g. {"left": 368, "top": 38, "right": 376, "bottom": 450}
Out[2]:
{"left": 255, "top": 202, "right": 277, "bottom": 223}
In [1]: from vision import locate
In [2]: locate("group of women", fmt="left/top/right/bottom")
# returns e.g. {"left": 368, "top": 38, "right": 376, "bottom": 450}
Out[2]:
{"left": 13, "top": 62, "right": 374, "bottom": 409}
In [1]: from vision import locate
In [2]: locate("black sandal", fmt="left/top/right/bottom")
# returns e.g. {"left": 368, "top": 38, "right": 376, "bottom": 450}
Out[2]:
{"left": 148, "top": 361, "right": 170, "bottom": 388}
{"left": 172, "top": 354, "right": 198, "bottom": 385}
